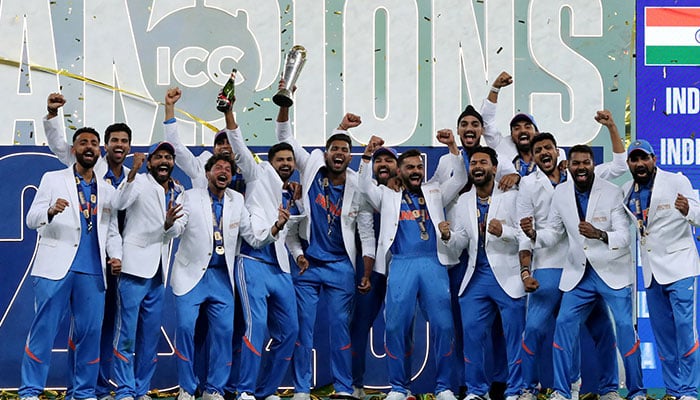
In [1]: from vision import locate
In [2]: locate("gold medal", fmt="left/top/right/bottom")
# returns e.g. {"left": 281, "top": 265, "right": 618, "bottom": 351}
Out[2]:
{"left": 214, "top": 231, "right": 222, "bottom": 241}
{"left": 420, "top": 231, "right": 429, "bottom": 241}
{"left": 215, "top": 245, "right": 225, "bottom": 255}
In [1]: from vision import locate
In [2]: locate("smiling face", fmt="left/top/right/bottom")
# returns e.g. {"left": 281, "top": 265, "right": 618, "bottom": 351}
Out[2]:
{"left": 207, "top": 159, "right": 233, "bottom": 190}
{"left": 458, "top": 115, "right": 483, "bottom": 149}
{"left": 147, "top": 150, "right": 175, "bottom": 184}
{"left": 270, "top": 149, "right": 296, "bottom": 181}
{"left": 469, "top": 151, "right": 496, "bottom": 188}
{"left": 373, "top": 154, "right": 398, "bottom": 185}
{"left": 72, "top": 132, "right": 101, "bottom": 170}
{"left": 568, "top": 151, "right": 595, "bottom": 191}
{"left": 324, "top": 139, "right": 352, "bottom": 174}
{"left": 213, "top": 136, "right": 234, "bottom": 158}
{"left": 532, "top": 138, "right": 559, "bottom": 175}
{"left": 510, "top": 121, "right": 537, "bottom": 153}
{"left": 627, "top": 151, "right": 656, "bottom": 184}
{"left": 398, "top": 155, "right": 424, "bottom": 193}
{"left": 104, "top": 131, "right": 131, "bottom": 165}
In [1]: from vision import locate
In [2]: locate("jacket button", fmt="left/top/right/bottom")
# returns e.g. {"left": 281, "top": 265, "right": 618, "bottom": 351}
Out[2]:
{"left": 208, "top": 253, "right": 212, "bottom": 256}
{"left": 583, "top": 246, "right": 587, "bottom": 250}
{"left": 202, "top": 267, "right": 207, "bottom": 271}
{"left": 74, "top": 244, "right": 78, "bottom": 247}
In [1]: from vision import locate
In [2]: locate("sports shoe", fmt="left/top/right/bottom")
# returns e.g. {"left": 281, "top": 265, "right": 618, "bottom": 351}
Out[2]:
{"left": 630, "top": 395, "right": 648, "bottom": 400}
{"left": 21, "top": 397, "right": 40, "bottom": 400}
{"left": 405, "top": 391, "right": 416, "bottom": 400}
{"left": 136, "top": 396, "right": 152, "bottom": 400}
{"left": 437, "top": 390, "right": 458, "bottom": 400}
{"left": 570, "top": 378, "right": 582, "bottom": 400}
{"left": 292, "top": 393, "right": 310, "bottom": 400}
{"left": 353, "top": 387, "right": 367, "bottom": 399}
{"left": 265, "top": 396, "right": 281, "bottom": 400}
{"left": 464, "top": 394, "right": 491, "bottom": 400}
{"left": 549, "top": 391, "right": 570, "bottom": 400}
{"left": 519, "top": 391, "right": 536, "bottom": 400}
{"left": 238, "top": 393, "right": 256, "bottom": 400}
{"left": 99, "top": 395, "right": 116, "bottom": 400}
{"left": 386, "top": 391, "right": 407, "bottom": 400}
{"left": 679, "top": 396, "right": 697, "bottom": 400}
{"left": 177, "top": 390, "right": 196, "bottom": 400}
{"left": 204, "top": 392, "right": 226, "bottom": 400}
{"left": 599, "top": 392, "right": 624, "bottom": 400}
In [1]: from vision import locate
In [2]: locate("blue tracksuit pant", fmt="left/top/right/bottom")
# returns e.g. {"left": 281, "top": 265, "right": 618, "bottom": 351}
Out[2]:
{"left": 350, "top": 269, "right": 387, "bottom": 388}
{"left": 292, "top": 257, "right": 355, "bottom": 394}
{"left": 646, "top": 276, "right": 699, "bottom": 398}
{"left": 236, "top": 257, "right": 299, "bottom": 397}
{"left": 175, "top": 265, "right": 234, "bottom": 395}
{"left": 521, "top": 268, "right": 618, "bottom": 394}
{"left": 552, "top": 267, "right": 644, "bottom": 399}
{"left": 385, "top": 254, "right": 454, "bottom": 394}
{"left": 113, "top": 271, "right": 165, "bottom": 400}
{"left": 460, "top": 266, "right": 526, "bottom": 397}
{"left": 20, "top": 272, "right": 105, "bottom": 400}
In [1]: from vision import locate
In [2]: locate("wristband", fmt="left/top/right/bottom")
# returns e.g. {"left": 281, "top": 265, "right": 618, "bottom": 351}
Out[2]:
{"left": 521, "top": 270, "right": 531, "bottom": 281}
{"left": 274, "top": 221, "right": 283, "bottom": 230}
{"left": 361, "top": 154, "right": 372, "bottom": 161}
{"left": 490, "top": 86, "right": 500, "bottom": 94}
{"left": 47, "top": 106, "right": 58, "bottom": 115}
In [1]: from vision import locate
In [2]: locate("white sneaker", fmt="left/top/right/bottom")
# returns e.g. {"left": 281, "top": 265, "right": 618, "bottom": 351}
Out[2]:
{"left": 549, "top": 391, "right": 570, "bottom": 400}
{"left": 386, "top": 391, "right": 407, "bottom": 400}
{"left": 265, "top": 396, "right": 281, "bottom": 400}
{"left": 177, "top": 390, "right": 196, "bottom": 400}
{"left": 519, "top": 391, "right": 537, "bottom": 400}
{"left": 336, "top": 392, "right": 354, "bottom": 398}
{"left": 465, "top": 394, "right": 491, "bottom": 400}
{"left": 99, "top": 396, "right": 116, "bottom": 400}
{"left": 204, "top": 392, "right": 226, "bottom": 400}
{"left": 405, "top": 391, "right": 416, "bottom": 400}
{"left": 630, "top": 395, "right": 648, "bottom": 400}
{"left": 136, "top": 396, "right": 152, "bottom": 400}
{"left": 506, "top": 396, "right": 519, "bottom": 400}
{"left": 570, "top": 378, "right": 582, "bottom": 400}
{"left": 679, "top": 396, "right": 697, "bottom": 400}
{"left": 20, "top": 397, "right": 40, "bottom": 400}
{"left": 437, "top": 390, "right": 458, "bottom": 400}
{"left": 238, "top": 393, "right": 257, "bottom": 400}
{"left": 599, "top": 392, "right": 624, "bottom": 400}
{"left": 353, "top": 387, "right": 366, "bottom": 399}
{"left": 292, "top": 393, "right": 310, "bottom": 400}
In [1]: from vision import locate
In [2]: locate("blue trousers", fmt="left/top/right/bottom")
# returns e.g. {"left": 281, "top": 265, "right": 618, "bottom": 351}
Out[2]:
{"left": 350, "top": 269, "right": 387, "bottom": 388}
{"left": 646, "top": 276, "right": 699, "bottom": 398}
{"left": 521, "top": 269, "right": 617, "bottom": 394}
{"left": 552, "top": 267, "right": 644, "bottom": 399}
{"left": 113, "top": 271, "right": 165, "bottom": 399}
{"left": 236, "top": 257, "right": 299, "bottom": 397}
{"left": 175, "top": 266, "right": 234, "bottom": 395}
{"left": 448, "top": 262, "right": 467, "bottom": 391}
{"left": 292, "top": 257, "right": 355, "bottom": 394}
{"left": 460, "top": 266, "right": 526, "bottom": 397}
{"left": 20, "top": 272, "right": 105, "bottom": 399}
{"left": 385, "top": 255, "right": 454, "bottom": 394}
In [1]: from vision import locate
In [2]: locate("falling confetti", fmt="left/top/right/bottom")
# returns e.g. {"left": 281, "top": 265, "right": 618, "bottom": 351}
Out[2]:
{"left": 424, "top": 17, "right": 431, "bottom": 22}
{"left": 496, "top": 47, "right": 503, "bottom": 54}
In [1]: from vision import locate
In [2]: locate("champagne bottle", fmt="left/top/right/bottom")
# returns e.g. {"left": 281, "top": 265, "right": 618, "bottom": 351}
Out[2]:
{"left": 216, "top": 68, "right": 237, "bottom": 112}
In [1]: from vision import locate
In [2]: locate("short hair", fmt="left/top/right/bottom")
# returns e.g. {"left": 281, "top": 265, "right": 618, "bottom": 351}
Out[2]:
{"left": 397, "top": 149, "right": 422, "bottom": 167}
{"left": 568, "top": 144, "right": 594, "bottom": 159}
{"left": 530, "top": 132, "right": 558, "bottom": 151}
{"left": 104, "top": 123, "right": 132, "bottom": 144}
{"left": 72, "top": 127, "right": 100, "bottom": 143}
{"left": 268, "top": 142, "right": 295, "bottom": 161}
{"left": 326, "top": 133, "right": 352, "bottom": 150}
{"left": 470, "top": 146, "right": 498, "bottom": 166}
{"left": 205, "top": 154, "right": 235, "bottom": 172}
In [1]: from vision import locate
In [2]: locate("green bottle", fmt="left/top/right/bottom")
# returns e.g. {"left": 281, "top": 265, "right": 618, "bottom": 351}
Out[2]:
{"left": 216, "top": 68, "right": 237, "bottom": 112}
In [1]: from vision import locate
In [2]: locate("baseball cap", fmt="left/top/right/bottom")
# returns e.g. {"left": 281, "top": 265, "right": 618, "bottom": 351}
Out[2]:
{"left": 510, "top": 113, "right": 538, "bottom": 132}
{"left": 214, "top": 130, "right": 228, "bottom": 145}
{"left": 627, "top": 139, "right": 654, "bottom": 156}
{"left": 147, "top": 141, "right": 175, "bottom": 159}
{"left": 372, "top": 146, "right": 398, "bottom": 161}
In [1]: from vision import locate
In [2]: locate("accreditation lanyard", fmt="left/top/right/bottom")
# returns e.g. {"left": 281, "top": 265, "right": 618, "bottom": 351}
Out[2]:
{"left": 209, "top": 191, "right": 225, "bottom": 256}
{"left": 477, "top": 196, "right": 491, "bottom": 247}
{"left": 323, "top": 177, "right": 343, "bottom": 236}
{"left": 631, "top": 180, "right": 653, "bottom": 236}
{"left": 74, "top": 170, "right": 97, "bottom": 232}
{"left": 403, "top": 190, "right": 430, "bottom": 241}
{"left": 164, "top": 179, "right": 181, "bottom": 211}
{"left": 514, "top": 156, "right": 536, "bottom": 176}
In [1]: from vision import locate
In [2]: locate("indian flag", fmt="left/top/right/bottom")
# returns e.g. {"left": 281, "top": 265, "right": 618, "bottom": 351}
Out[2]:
{"left": 645, "top": 7, "right": 700, "bottom": 66}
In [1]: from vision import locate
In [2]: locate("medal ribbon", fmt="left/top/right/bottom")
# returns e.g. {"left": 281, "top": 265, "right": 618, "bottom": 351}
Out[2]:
{"left": 323, "top": 177, "right": 343, "bottom": 236}
{"left": 514, "top": 156, "right": 537, "bottom": 176}
{"left": 210, "top": 191, "right": 225, "bottom": 254}
{"left": 403, "top": 191, "right": 429, "bottom": 241}
{"left": 74, "top": 169, "right": 98, "bottom": 232}
{"left": 477, "top": 196, "right": 491, "bottom": 246}
{"left": 632, "top": 180, "right": 654, "bottom": 236}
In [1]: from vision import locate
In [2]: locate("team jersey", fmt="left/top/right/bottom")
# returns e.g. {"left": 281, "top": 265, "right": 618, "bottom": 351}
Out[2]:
{"left": 305, "top": 170, "right": 347, "bottom": 262}
{"left": 389, "top": 190, "right": 436, "bottom": 256}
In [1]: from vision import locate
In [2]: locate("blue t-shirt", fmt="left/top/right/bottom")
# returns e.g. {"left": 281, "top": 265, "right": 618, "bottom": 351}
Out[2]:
{"left": 575, "top": 187, "right": 591, "bottom": 221}
{"left": 390, "top": 191, "right": 436, "bottom": 256}
{"left": 474, "top": 196, "right": 491, "bottom": 272}
{"left": 230, "top": 172, "right": 246, "bottom": 194}
{"left": 208, "top": 190, "right": 227, "bottom": 268}
{"left": 69, "top": 174, "right": 102, "bottom": 275}
{"left": 305, "top": 170, "right": 347, "bottom": 262}
{"left": 103, "top": 166, "right": 125, "bottom": 189}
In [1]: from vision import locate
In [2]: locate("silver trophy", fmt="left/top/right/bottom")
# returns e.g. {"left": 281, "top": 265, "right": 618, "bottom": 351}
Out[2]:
{"left": 273, "top": 45, "right": 307, "bottom": 107}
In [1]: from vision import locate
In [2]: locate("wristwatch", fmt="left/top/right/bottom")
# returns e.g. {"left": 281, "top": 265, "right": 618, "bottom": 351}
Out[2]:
{"left": 598, "top": 231, "right": 607, "bottom": 242}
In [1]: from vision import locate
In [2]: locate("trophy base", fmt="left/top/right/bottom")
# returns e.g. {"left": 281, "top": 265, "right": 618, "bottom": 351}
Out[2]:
{"left": 273, "top": 91, "right": 294, "bottom": 107}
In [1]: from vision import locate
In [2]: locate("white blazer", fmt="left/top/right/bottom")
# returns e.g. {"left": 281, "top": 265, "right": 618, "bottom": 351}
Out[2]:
{"left": 535, "top": 177, "right": 633, "bottom": 292}
{"left": 622, "top": 168, "right": 700, "bottom": 287}
{"left": 166, "top": 188, "right": 274, "bottom": 296}
{"left": 276, "top": 121, "right": 375, "bottom": 269}
{"left": 357, "top": 151, "right": 467, "bottom": 275}
{"left": 164, "top": 121, "right": 213, "bottom": 190}
{"left": 26, "top": 166, "right": 122, "bottom": 287}
{"left": 43, "top": 116, "right": 130, "bottom": 180}
{"left": 226, "top": 127, "right": 305, "bottom": 272}
{"left": 113, "top": 173, "right": 183, "bottom": 280}
{"left": 447, "top": 186, "right": 525, "bottom": 298}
